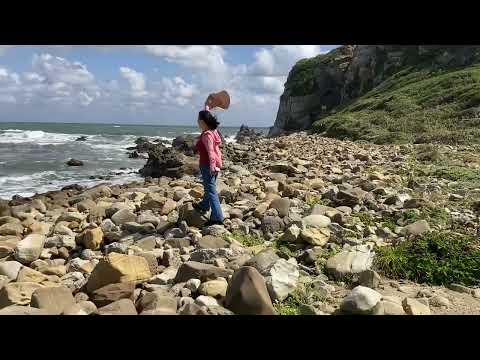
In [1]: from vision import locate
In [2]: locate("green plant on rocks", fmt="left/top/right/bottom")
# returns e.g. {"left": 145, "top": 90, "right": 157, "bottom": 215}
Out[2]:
{"left": 273, "top": 281, "right": 328, "bottom": 315}
{"left": 305, "top": 194, "right": 330, "bottom": 207}
{"left": 374, "top": 231, "right": 480, "bottom": 286}
{"left": 227, "top": 231, "right": 264, "bottom": 247}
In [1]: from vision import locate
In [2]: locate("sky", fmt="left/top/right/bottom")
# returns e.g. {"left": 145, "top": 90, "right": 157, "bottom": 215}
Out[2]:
{"left": 0, "top": 45, "right": 339, "bottom": 127}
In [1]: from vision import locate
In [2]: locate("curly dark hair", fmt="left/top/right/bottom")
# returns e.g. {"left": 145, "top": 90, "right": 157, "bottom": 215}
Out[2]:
{"left": 198, "top": 110, "right": 220, "bottom": 130}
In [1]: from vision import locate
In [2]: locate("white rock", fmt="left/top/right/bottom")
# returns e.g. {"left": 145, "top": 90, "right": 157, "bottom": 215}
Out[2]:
{"left": 302, "top": 215, "right": 331, "bottom": 229}
{"left": 185, "top": 279, "right": 201, "bottom": 292}
{"left": 15, "top": 234, "right": 46, "bottom": 264}
{"left": 341, "top": 285, "right": 382, "bottom": 314}
{"left": 0, "top": 261, "right": 23, "bottom": 281}
{"left": 195, "top": 295, "right": 219, "bottom": 307}
{"left": 265, "top": 258, "right": 299, "bottom": 301}
{"left": 148, "top": 267, "right": 178, "bottom": 285}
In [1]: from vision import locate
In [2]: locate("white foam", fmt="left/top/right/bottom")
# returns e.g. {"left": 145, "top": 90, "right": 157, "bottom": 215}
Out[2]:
{"left": 0, "top": 129, "right": 79, "bottom": 145}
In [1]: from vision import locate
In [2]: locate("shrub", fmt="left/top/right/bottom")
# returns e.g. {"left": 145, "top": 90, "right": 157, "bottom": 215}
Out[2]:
{"left": 374, "top": 232, "right": 480, "bottom": 286}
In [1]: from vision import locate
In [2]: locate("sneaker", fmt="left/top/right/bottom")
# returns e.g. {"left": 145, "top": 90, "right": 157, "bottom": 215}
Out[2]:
{"left": 192, "top": 203, "right": 207, "bottom": 213}
{"left": 204, "top": 220, "right": 224, "bottom": 227}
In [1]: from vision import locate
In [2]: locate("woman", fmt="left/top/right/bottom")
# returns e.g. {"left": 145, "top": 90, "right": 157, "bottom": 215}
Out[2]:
{"left": 193, "top": 109, "right": 224, "bottom": 226}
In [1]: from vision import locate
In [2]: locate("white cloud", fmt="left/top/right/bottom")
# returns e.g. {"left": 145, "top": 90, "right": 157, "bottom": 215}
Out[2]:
{"left": 249, "top": 45, "right": 324, "bottom": 76}
{"left": 158, "top": 76, "right": 198, "bottom": 106}
{"left": 32, "top": 54, "right": 95, "bottom": 85}
{"left": 119, "top": 66, "right": 148, "bottom": 98}
{"left": 145, "top": 45, "right": 227, "bottom": 72}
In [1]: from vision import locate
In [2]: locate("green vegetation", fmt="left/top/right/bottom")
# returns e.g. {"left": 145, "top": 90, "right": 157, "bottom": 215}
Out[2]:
{"left": 287, "top": 47, "right": 349, "bottom": 97}
{"left": 273, "top": 281, "right": 329, "bottom": 315}
{"left": 305, "top": 194, "right": 330, "bottom": 207}
{"left": 227, "top": 231, "right": 264, "bottom": 247}
{"left": 312, "top": 64, "right": 480, "bottom": 145}
{"left": 374, "top": 232, "right": 480, "bottom": 286}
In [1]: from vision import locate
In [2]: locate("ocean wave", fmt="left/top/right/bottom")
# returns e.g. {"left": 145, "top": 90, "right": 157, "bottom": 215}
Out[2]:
{"left": 0, "top": 129, "right": 79, "bottom": 145}
{"left": 0, "top": 169, "right": 141, "bottom": 200}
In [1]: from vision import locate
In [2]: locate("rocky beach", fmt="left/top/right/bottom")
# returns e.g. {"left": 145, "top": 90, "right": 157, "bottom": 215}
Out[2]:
{"left": 1, "top": 126, "right": 479, "bottom": 315}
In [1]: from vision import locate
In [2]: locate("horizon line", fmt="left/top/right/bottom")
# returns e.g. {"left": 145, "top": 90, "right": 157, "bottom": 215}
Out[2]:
{"left": 0, "top": 120, "right": 271, "bottom": 128}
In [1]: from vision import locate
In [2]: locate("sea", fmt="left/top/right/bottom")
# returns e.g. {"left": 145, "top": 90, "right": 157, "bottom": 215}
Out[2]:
{"left": 0, "top": 122, "right": 268, "bottom": 200}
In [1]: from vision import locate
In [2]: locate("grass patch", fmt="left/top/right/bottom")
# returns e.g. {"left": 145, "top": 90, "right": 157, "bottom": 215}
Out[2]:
{"left": 305, "top": 194, "right": 330, "bottom": 207}
{"left": 374, "top": 232, "right": 480, "bottom": 286}
{"left": 227, "top": 231, "right": 264, "bottom": 247}
{"left": 311, "top": 63, "right": 480, "bottom": 145}
{"left": 273, "top": 281, "right": 329, "bottom": 315}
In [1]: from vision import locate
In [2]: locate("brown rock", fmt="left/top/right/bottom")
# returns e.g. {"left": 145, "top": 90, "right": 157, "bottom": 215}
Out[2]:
{"left": 80, "top": 227, "right": 104, "bottom": 250}
{"left": 30, "top": 286, "right": 75, "bottom": 315}
{"left": 91, "top": 282, "right": 135, "bottom": 308}
{"left": 174, "top": 261, "right": 232, "bottom": 283}
{"left": 0, "top": 282, "right": 44, "bottom": 308}
{"left": 198, "top": 235, "right": 229, "bottom": 249}
{"left": 97, "top": 299, "right": 138, "bottom": 315}
{"left": 86, "top": 252, "right": 152, "bottom": 293}
{"left": 224, "top": 266, "right": 276, "bottom": 315}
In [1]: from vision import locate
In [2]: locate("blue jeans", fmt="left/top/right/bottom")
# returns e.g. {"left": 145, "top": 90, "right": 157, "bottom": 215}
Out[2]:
{"left": 198, "top": 164, "right": 224, "bottom": 222}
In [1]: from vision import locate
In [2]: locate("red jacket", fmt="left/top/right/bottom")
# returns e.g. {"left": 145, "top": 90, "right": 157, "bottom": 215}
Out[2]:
{"left": 194, "top": 129, "right": 223, "bottom": 173}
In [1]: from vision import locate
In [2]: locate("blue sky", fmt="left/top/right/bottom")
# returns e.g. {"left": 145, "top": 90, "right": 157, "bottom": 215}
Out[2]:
{"left": 0, "top": 45, "right": 339, "bottom": 127}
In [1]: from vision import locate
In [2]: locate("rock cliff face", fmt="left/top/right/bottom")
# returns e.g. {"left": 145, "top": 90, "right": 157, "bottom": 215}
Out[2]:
{"left": 269, "top": 45, "right": 480, "bottom": 137}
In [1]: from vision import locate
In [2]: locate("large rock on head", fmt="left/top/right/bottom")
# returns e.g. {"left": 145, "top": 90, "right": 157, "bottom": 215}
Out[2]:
{"left": 15, "top": 234, "right": 45, "bottom": 264}
{"left": 224, "top": 266, "right": 276, "bottom": 315}
{"left": 86, "top": 253, "right": 152, "bottom": 293}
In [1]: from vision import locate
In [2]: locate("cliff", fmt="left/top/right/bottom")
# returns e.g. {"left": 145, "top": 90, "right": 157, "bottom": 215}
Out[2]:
{"left": 269, "top": 45, "right": 480, "bottom": 144}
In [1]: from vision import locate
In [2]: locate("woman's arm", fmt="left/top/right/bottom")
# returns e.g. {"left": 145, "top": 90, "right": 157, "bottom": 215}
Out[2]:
{"left": 202, "top": 132, "right": 218, "bottom": 175}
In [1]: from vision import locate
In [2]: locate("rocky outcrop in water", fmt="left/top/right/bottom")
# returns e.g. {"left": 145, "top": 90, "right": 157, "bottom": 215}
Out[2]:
{"left": 139, "top": 144, "right": 185, "bottom": 179}
{"left": 66, "top": 159, "right": 84, "bottom": 167}
{"left": 235, "top": 125, "right": 263, "bottom": 144}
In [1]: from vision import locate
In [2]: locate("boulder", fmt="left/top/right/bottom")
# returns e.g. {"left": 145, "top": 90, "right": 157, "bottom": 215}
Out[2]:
{"left": 97, "top": 299, "right": 138, "bottom": 315}
{"left": 111, "top": 209, "right": 137, "bottom": 226}
{"left": 178, "top": 203, "right": 207, "bottom": 228}
{"left": 15, "top": 234, "right": 45, "bottom": 264}
{"left": 86, "top": 253, "right": 152, "bottom": 293}
{"left": 148, "top": 266, "right": 178, "bottom": 285}
{"left": 30, "top": 286, "right": 75, "bottom": 315}
{"left": 340, "top": 285, "right": 382, "bottom": 314}
{"left": 57, "top": 212, "right": 86, "bottom": 223}
{"left": 137, "top": 293, "right": 177, "bottom": 314}
{"left": 0, "top": 223, "right": 24, "bottom": 236}
{"left": 0, "top": 282, "right": 44, "bottom": 308}
{"left": 174, "top": 261, "right": 232, "bottom": 283}
{"left": 326, "top": 246, "right": 374, "bottom": 279}
{"left": 244, "top": 248, "right": 280, "bottom": 275}
{"left": 80, "top": 227, "right": 104, "bottom": 250}
{"left": 91, "top": 282, "right": 135, "bottom": 308}
{"left": 403, "top": 220, "right": 431, "bottom": 236}
{"left": 269, "top": 198, "right": 291, "bottom": 217}
{"left": 402, "top": 298, "right": 431, "bottom": 315}
{"left": 0, "top": 305, "right": 51, "bottom": 315}
{"left": 300, "top": 228, "right": 330, "bottom": 246}
{"left": 224, "top": 266, "right": 276, "bottom": 315}
{"left": 265, "top": 259, "right": 299, "bottom": 301}
{"left": 198, "top": 235, "right": 229, "bottom": 249}
{"left": 198, "top": 278, "right": 228, "bottom": 298}
{"left": 0, "top": 261, "right": 23, "bottom": 281}
{"left": 280, "top": 224, "right": 301, "bottom": 243}
{"left": 302, "top": 215, "right": 331, "bottom": 229}
{"left": 67, "top": 159, "right": 84, "bottom": 166}
{"left": 16, "top": 267, "right": 49, "bottom": 283}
